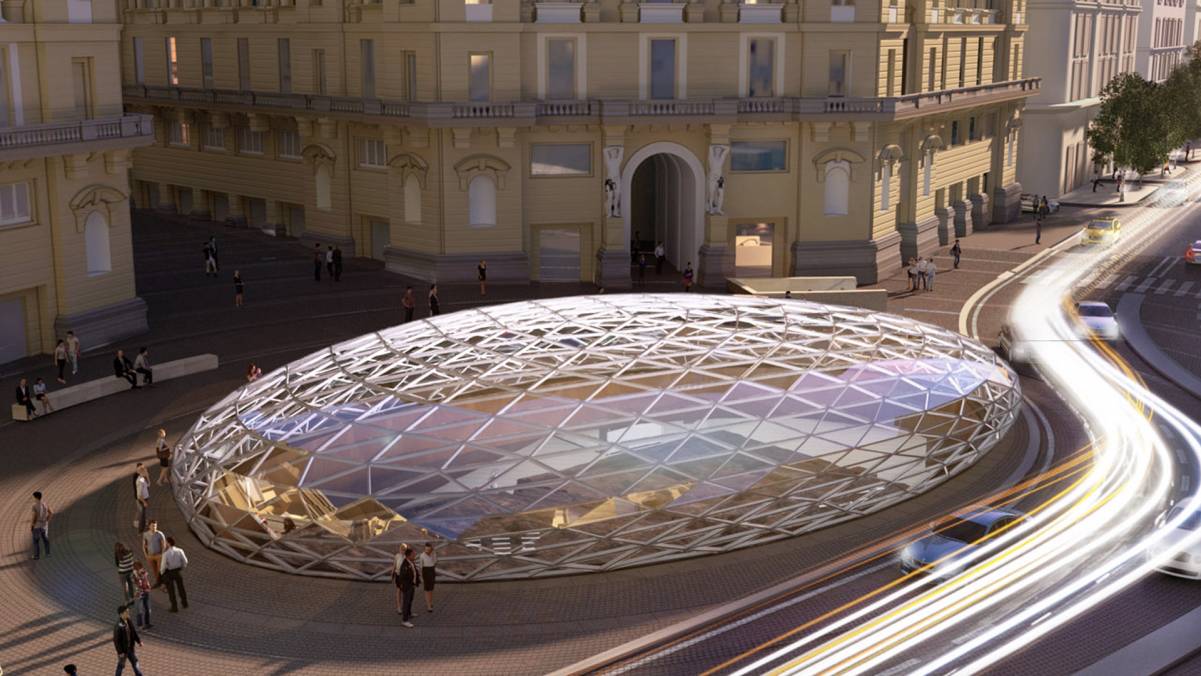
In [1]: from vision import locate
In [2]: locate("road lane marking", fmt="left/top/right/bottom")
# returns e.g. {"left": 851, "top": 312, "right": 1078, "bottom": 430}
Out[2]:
{"left": 1096, "top": 273, "right": 1121, "bottom": 289}
{"left": 1135, "top": 277, "right": 1159, "bottom": 293}
{"left": 1115, "top": 275, "right": 1139, "bottom": 291}
{"left": 1149, "top": 256, "right": 1177, "bottom": 277}
{"left": 1155, "top": 279, "right": 1176, "bottom": 294}
{"left": 1175, "top": 281, "right": 1194, "bottom": 296}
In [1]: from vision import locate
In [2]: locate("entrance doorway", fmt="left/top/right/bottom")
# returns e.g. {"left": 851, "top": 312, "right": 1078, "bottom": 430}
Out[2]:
{"left": 370, "top": 220, "right": 390, "bottom": 260}
{"left": 0, "top": 296, "right": 26, "bottom": 364}
{"left": 623, "top": 143, "right": 704, "bottom": 275}
{"left": 734, "top": 222, "right": 774, "bottom": 277}
{"left": 538, "top": 228, "right": 582, "bottom": 281}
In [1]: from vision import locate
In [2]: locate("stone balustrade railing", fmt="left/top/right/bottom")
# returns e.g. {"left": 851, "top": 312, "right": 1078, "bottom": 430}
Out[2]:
{"left": 124, "top": 78, "right": 1040, "bottom": 126}
{"left": 0, "top": 114, "right": 155, "bottom": 153}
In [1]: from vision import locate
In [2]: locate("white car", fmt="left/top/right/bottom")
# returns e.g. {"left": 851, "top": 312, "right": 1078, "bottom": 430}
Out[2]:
{"left": 1158, "top": 180, "right": 1189, "bottom": 207}
{"left": 1153, "top": 506, "right": 1201, "bottom": 579}
{"left": 1186, "top": 240, "right": 1201, "bottom": 266}
{"left": 1075, "top": 301, "right": 1120, "bottom": 341}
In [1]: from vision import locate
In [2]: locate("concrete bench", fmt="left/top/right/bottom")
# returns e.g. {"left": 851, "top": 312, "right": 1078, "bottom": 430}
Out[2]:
{"left": 11, "top": 353, "right": 219, "bottom": 422}
{"left": 728, "top": 276, "right": 858, "bottom": 295}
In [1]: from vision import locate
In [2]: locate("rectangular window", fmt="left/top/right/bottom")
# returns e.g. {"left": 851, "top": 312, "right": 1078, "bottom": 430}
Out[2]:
{"left": 531, "top": 143, "right": 591, "bottom": 176}
{"left": 0, "top": 182, "right": 31, "bottom": 226}
{"left": 238, "top": 38, "right": 250, "bottom": 90}
{"left": 277, "top": 129, "right": 301, "bottom": 159}
{"left": 546, "top": 38, "right": 576, "bottom": 100}
{"left": 886, "top": 49, "right": 896, "bottom": 96}
{"left": 204, "top": 125, "right": 224, "bottom": 150}
{"left": 133, "top": 37, "right": 145, "bottom": 85}
{"left": 730, "top": 140, "right": 787, "bottom": 172}
{"left": 313, "top": 49, "right": 327, "bottom": 95}
{"left": 239, "top": 128, "right": 264, "bottom": 155}
{"left": 278, "top": 38, "right": 291, "bottom": 94}
{"left": 976, "top": 37, "right": 984, "bottom": 85}
{"left": 469, "top": 53, "right": 491, "bottom": 102}
{"left": 169, "top": 119, "right": 190, "bottom": 146}
{"left": 747, "top": 38, "right": 775, "bottom": 98}
{"left": 1012, "top": 44, "right": 1021, "bottom": 79}
{"left": 360, "top": 138, "right": 387, "bottom": 167}
{"left": 828, "top": 50, "right": 849, "bottom": 96}
{"left": 649, "top": 39, "right": 676, "bottom": 100}
{"left": 201, "top": 38, "right": 213, "bottom": 89}
{"left": 403, "top": 51, "right": 417, "bottom": 101}
{"left": 950, "top": 120, "right": 960, "bottom": 145}
{"left": 956, "top": 37, "right": 966, "bottom": 87}
{"left": 361, "top": 39, "right": 376, "bottom": 98}
{"left": 71, "top": 58, "right": 92, "bottom": 120}
{"left": 968, "top": 116, "right": 976, "bottom": 141}
{"left": 927, "top": 47, "right": 936, "bottom": 90}
{"left": 0, "top": 57, "right": 9, "bottom": 128}
{"left": 940, "top": 42, "right": 947, "bottom": 89}
{"left": 165, "top": 36, "right": 179, "bottom": 86}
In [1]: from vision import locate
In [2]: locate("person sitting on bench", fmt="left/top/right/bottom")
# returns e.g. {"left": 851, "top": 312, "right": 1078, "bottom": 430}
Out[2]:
{"left": 113, "top": 350, "right": 138, "bottom": 389}
{"left": 15, "top": 377, "right": 36, "bottom": 418}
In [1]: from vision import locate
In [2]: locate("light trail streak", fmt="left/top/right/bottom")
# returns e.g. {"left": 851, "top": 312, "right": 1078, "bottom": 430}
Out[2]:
{"left": 732, "top": 184, "right": 1201, "bottom": 676}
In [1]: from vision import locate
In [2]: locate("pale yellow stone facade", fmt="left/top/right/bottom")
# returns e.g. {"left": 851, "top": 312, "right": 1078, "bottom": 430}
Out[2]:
{"left": 0, "top": 0, "right": 153, "bottom": 363}
{"left": 121, "top": 0, "right": 1036, "bottom": 288}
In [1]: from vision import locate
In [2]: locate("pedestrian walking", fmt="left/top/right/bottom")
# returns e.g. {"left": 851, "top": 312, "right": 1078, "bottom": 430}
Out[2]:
{"left": 402, "top": 286, "right": 416, "bottom": 323}
{"left": 333, "top": 245, "right": 343, "bottom": 282}
{"left": 134, "top": 347, "right": 153, "bottom": 386}
{"left": 64, "top": 664, "right": 78, "bottom": 675}
{"left": 1092, "top": 172, "right": 1102, "bottom": 192}
{"left": 154, "top": 430, "right": 171, "bottom": 485}
{"left": 142, "top": 520, "right": 167, "bottom": 588}
{"left": 784, "top": 290, "right": 792, "bottom": 299}
{"left": 397, "top": 546, "right": 420, "bottom": 627}
{"left": 926, "top": 257, "right": 938, "bottom": 291}
{"left": 325, "top": 245, "right": 335, "bottom": 281}
{"left": 31, "top": 491, "right": 52, "bottom": 560}
{"left": 1187, "top": 142, "right": 1194, "bottom": 161}
{"left": 907, "top": 258, "right": 918, "bottom": 292}
{"left": 115, "top": 541, "right": 136, "bottom": 601}
{"left": 1035, "top": 217, "right": 1042, "bottom": 244}
{"left": 113, "top": 604, "right": 144, "bottom": 676}
{"left": 654, "top": 242, "right": 665, "bottom": 275}
{"left": 638, "top": 253, "right": 647, "bottom": 283}
{"left": 428, "top": 284, "right": 440, "bottom": 317}
{"left": 33, "top": 378, "right": 52, "bottom": 414}
{"left": 917, "top": 257, "right": 929, "bottom": 291}
{"left": 159, "top": 536, "right": 189, "bottom": 612}
{"left": 65, "top": 330, "right": 80, "bottom": 376}
{"left": 630, "top": 230, "right": 640, "bottom": 264}
{"left": 392, "top": 544, "right": 407, "bottom": 616}
{"left": 135, "top": 463, "right": 150, "bottom": 533}
{"left": 420, "top": 542, "right": 437, "bottom": 613}
{"left": 15, "top": 377, "right": 36, "bottom": 419}
{"left": 478, "top": 260, "right": 488, "bottom": 296}
{"left": 54, "top": 339, "right": 68, "bottom": 384}
{"left": 234, "top": 270, "right": 245, "bottom": 307}
{"left": 113, "top": 350, "right": 138, "bottom": 389}
{"left": 951, "top": 239, "right": 962, "bottom": 269}
{"left": 131, "top": 561, "right": 153, "bottom": 629}
{"left": 203, "top": 242, "right": 217, "bottom": 277}
{"left": 208, "top": 235, "right": 219, "bottom": 271}
{"left": 313, "top": 244, "right": 323, "bottom": 282}
{"left": 246, "top": 363, "right": 262, "bottom": 382}
{"left": 1038, "top": 197, "right": 1049, "bottom": 222}
{"left": 682, "top": 263, "right": 694, "bottom": 292}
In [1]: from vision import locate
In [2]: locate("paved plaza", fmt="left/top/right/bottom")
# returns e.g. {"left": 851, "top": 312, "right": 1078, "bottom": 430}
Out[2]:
{"left": 0, "top": 208, "right": 1087, "bottom": 675}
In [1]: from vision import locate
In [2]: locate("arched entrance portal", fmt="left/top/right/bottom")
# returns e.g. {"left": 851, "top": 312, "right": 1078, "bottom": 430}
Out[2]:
{"left": 622, "top": 142, "right": 705, "bottom": 275}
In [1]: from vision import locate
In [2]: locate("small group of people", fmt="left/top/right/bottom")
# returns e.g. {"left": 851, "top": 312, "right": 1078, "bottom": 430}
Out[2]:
{"left": 392, "top": 542, "right": 438, "bottom": 627}
{"left": 110, "top": 516, "right": 188, "bottom": 675}
{"left": 52, "top": 331, "right": 81, "bottom": 384}
{"left": 401, "top": 284, "right": 441, "bottom": 323}
{"left": 906, "top": 256, "right": 939, "bottom": 292}
{"left": 114, "top": 348, "right": 154, "bottom": 389}
{"left": 14, "top": 376, "right": 53, "bottom": 419}
{"left": 313, "top": 244, "right": 345, "bottom": 282}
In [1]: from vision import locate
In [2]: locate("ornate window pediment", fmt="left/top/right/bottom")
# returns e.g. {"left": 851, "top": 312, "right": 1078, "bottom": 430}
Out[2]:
{"left": 301, "top": 143, "right": 337, "bottom": 174}
{"left": 68, "top": 184, "right": 127, "bottom": 233}
{"left": 813, "top": 147, "right": 864, "bottom": 183}
{"left": 389, "top": 152, "right": 430, "bottom": 189}
{"left": 454, "top": 154, "right": 511, "bottom": 191}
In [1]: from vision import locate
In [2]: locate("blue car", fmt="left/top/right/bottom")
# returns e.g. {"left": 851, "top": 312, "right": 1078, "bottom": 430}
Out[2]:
{"left": 899, "top": 508, "right": 1025, "bottom": 577}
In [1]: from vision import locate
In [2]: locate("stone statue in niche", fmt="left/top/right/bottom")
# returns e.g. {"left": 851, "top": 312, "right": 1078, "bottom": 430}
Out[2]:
{"left": 707, "top": 144, "right": 729, "bottom": 215}
{"left": 604, "top": 146, "right": 624, "bottom": 218}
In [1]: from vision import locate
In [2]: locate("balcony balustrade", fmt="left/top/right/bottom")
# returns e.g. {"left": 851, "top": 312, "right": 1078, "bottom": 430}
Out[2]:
{"left": 0, "top": 114, "right": 155, "bottom": 160}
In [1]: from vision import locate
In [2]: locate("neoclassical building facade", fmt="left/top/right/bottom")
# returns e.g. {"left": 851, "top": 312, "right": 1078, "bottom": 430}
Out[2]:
{"left": 121, "top": 0, "right": 1035, "bottom": 287}
{"left": 0, "top": 0, "right": 153, "bottom": 363}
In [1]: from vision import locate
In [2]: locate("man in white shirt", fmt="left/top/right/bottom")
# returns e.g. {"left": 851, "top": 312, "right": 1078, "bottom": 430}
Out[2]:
{"left": 654, "top": 242, "right": 666, "bottom": 276}
{"left": 134, "top": 464, "right": 150, "bottom": 533}
{"left": 65, "top": 331, "right": 81, "bottom": 375}
{"left": 159, "top": 537, "right": 189, "bottom": 612}
{"left": 925, "top": 258, "right": 938, "bottom": 291}
{"left": 916, "top": 258, "right": 930, "bottom": 291}
{"left": 133, "top": 347, "right": 153, "bottom": 386}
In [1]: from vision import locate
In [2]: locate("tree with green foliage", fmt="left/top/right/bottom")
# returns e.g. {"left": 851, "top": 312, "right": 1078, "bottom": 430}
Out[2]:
{"left": 1087, "top": 72, "right": 1178, "bottom": 178}
{"left": 1164, "top": 43, "right": 1201, "bottom": 149}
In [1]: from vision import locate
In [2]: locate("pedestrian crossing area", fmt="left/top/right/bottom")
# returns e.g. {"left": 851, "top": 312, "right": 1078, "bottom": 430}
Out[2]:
{"left": 1020, "top": 255, "right": 1201, "bottom": 297}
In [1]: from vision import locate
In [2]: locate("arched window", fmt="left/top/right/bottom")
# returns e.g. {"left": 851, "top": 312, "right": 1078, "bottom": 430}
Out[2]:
{"left": 404, "top": 176, "right": 422, "bottom": 224}
{"left": 824, "top": 160, "right": 850, "bottom": 216}
{"left": 84, "top": 210, "right": 112, "bottom": 275}
{"left": 468, "top": 175, "right": 496, "bottom": 227}
{"left": 315, "top": 163, "right": 332, "bottom": 211}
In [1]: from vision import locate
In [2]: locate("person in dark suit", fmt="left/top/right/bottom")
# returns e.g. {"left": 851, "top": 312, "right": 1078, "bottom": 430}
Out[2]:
{"left": 15, "top": 377, "right": 36, "bottom": 418}
{"left": 332, "top": 245, "right": 343, "bottom": 282}
{"left": 396, "top": 546, "right": 420, "bottom": 627}
{"left": 113, "top": 604, "right": 144, "bottom": 676}
{"left": 113, "top": 350, "right": 137, "bottom": 389}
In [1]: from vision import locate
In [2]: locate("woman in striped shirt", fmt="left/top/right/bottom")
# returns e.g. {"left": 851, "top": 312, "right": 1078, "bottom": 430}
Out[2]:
{"left": 114, "top": 542, "right": 136, "bottom": 601}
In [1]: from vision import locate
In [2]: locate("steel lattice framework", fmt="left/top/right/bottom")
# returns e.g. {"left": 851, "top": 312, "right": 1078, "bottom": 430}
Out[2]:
{"left": 173, "top": 294, "right": 1021, "bottom": 581}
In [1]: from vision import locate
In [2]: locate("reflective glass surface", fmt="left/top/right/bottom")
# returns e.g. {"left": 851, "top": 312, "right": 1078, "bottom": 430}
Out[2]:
{"left": 174, "top": 294, "right": 1021, "bottom": 581}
